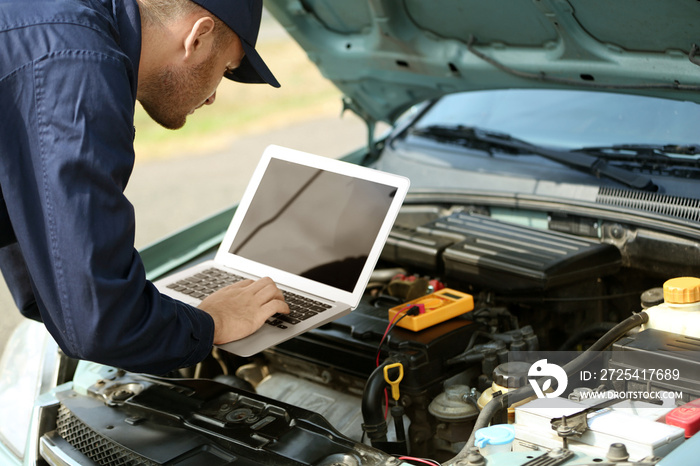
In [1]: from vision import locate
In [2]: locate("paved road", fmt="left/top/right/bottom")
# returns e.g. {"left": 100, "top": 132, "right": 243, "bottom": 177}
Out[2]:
{"left": 0, "top": 114, "right": 367, "bottom": 361}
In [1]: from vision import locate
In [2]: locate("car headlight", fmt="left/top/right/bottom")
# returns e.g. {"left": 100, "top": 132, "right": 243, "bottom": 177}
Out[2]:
{"left": 0, "top": 320, "right": 57, "bottom": 460}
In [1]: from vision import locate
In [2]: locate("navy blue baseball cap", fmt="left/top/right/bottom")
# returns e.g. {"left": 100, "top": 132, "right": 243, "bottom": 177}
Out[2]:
{"left": 191, "top": 0, "right": 280, "bottom": 88}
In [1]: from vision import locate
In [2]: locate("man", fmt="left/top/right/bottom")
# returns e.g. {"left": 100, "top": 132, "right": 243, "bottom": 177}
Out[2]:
{"left": 0, "top": 0, "right": 289, "bottom": 374}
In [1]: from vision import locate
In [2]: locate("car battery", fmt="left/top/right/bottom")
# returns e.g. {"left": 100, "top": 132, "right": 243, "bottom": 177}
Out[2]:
{"left": 382, "top": 212, "right": 621, "bottom": 291}
{"left": 267, "top": 300, "right": 480, "bottom": 396}
{"left": 513, "top": 397, "right": 685, "bottom": 461}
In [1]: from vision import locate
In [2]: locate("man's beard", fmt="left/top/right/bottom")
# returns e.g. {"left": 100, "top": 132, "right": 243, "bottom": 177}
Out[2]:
{"left": 138, "top": 53, "right": 217, "bottom": 130}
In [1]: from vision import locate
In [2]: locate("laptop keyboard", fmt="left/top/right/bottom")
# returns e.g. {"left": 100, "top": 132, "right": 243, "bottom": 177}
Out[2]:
{"left": 166, "top": 268, "right": 245, "bottom": 299}
{"left": 270, "top": 290, "right": 333, "bottom": 329}
{"left": 166, "top": 268, "right": 332, "bottom": 328}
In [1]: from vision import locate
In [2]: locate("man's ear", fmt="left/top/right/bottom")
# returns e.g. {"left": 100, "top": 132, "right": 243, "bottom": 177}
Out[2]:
{"left": 183, "top": 16, "right": 216, "bottom": 60}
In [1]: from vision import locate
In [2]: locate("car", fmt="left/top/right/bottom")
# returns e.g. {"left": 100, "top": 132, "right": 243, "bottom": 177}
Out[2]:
{"left": 2, "top": 1, "right": 700, "bottom": 465}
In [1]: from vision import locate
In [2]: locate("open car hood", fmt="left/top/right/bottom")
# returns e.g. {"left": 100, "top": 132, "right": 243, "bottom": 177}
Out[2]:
{"left": 266, "top": 0, "right": 700, "bottom": 124}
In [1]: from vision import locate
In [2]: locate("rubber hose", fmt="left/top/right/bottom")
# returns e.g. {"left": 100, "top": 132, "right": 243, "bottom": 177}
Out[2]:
{"left": 361, "top": 361, "right": 390, "bottom": 444}
{"left": 557, "top": 322, "right": 618, "bottom": 351}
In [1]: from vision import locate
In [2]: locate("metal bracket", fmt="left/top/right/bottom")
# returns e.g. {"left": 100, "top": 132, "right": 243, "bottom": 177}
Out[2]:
{"left": 520, "top": 448, "right": 575, "bottom": 466}
{"left": 550, "top": 397, "right": 619, "bottom": 448}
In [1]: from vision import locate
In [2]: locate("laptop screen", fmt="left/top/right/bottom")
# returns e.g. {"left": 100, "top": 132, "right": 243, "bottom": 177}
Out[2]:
{"left": 229, "top": 158, "right": 398, "bottom": 292}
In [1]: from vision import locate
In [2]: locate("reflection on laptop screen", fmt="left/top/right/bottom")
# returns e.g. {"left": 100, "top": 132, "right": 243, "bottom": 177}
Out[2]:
{"left": 229, "top": 158, "right": 397, "bottom": 292}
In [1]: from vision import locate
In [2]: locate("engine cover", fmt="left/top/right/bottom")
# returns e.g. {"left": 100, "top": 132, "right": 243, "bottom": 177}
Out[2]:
{"left": 382, "top": 212, "right": 621, "bottom": 291}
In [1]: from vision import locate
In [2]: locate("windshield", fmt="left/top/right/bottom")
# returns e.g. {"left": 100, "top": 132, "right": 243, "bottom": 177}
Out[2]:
{"left": 413, "top": 89, "right": 700, "bottom": 150}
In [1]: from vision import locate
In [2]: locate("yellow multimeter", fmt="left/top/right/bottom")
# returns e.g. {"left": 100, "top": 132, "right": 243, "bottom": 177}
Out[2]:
{"left": 388, "top": 288, "right": 474, "bottom": 331}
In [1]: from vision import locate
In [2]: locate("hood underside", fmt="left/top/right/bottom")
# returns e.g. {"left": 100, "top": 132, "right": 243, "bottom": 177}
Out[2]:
{"left": 266, "top": 0, "right": 700, "bottom": 123}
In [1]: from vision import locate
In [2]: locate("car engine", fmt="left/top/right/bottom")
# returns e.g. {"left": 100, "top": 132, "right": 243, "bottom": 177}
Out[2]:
{"left": 37, "top": 204, "right": 700, "bottom": 466}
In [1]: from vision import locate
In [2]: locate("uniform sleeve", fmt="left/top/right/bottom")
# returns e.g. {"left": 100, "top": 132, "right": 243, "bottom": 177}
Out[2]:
{"left": 0, "top": 50, "right": 215, "bottom": 374}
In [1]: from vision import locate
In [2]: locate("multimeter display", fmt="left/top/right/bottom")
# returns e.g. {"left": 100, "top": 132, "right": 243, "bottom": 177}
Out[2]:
{"left": 442, "top": 291, "right": 463, "bottom": 300}
{"left": 388, "top": 288, "right": 474, "bottom": 331}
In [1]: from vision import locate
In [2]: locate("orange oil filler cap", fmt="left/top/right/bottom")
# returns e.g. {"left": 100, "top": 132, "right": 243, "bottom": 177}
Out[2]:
{"left": 663, "top": 277, "right": 700, "bottom": 304}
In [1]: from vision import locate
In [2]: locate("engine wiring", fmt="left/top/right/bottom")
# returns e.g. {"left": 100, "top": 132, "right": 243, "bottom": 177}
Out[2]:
{"left": 375, "top": 305, "right": 422, "bottom": 367}
{"left": 397, "top": 455, "right": 442, "bottom": 466}
{"left": 373, "top": 305, "right": 422, "bottom": 420}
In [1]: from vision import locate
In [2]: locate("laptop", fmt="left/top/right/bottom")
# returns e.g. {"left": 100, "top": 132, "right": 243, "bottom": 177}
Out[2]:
{"left": 155, "top": 145, "right": 410, "bottom": 356}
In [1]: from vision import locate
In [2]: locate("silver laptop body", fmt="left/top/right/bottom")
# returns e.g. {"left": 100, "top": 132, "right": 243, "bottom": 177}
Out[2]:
{"left": 155, "top": 145, "right": 409, "bottom": 356}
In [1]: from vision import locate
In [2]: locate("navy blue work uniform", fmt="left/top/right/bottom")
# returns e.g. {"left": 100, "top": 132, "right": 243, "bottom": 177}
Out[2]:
{"left": 0, "top": 0, "right": 215, "bottom": 374}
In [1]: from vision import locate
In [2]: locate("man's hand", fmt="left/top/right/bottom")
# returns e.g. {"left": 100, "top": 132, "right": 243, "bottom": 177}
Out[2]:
{"left": 198, "top": 277, "right": 289, "bottom": 345}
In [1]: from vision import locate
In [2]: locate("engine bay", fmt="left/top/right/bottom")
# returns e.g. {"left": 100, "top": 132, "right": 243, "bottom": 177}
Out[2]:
{"left": 40, "top": 204, "right": 700, "bottom": 465}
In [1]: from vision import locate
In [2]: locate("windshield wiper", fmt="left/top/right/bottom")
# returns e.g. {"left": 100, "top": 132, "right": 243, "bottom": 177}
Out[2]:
{"left": 411, "top": 125, "right": 657, "bottom": 191}
{"left": 575, "top": 144, "right": 700, "bottom": 167}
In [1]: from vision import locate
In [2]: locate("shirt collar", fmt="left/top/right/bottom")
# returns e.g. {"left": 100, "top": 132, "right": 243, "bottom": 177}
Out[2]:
{"left": 112, "top": 0, "right": 142, "bottom": 101}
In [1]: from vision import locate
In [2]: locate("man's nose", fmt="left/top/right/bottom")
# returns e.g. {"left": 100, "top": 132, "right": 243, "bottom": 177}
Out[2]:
{"left": 205, "top": 92, "right": 217, "bottom": 106}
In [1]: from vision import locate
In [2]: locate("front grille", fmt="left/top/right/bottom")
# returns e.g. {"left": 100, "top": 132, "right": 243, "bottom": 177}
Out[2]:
{"left": 56, "top": 404, "right": 158, "bottom": 466}
{"left": 597, "top": 187, "right": 700, "bottom": 222}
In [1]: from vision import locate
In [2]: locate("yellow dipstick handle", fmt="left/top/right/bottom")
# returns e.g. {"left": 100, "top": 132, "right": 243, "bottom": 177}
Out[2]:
{"left": 383, "top": 362, "right": 404, "bottom": 401}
